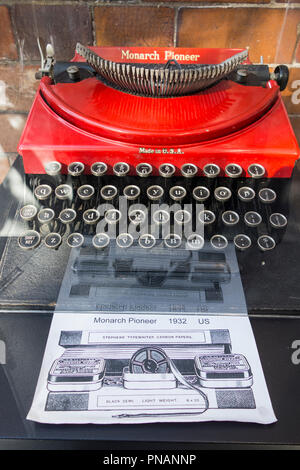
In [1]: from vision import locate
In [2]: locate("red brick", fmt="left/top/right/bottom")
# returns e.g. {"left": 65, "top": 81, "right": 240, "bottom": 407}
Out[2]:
{"left": 147, "top": 0, "right": 270, "bottom": 2}
{"left": 95, "top": 6, "right": 175, "bottom": 47}
{"left": 281, "top": 68, "right": 300, "bottom": 114}
{"left": 0, "top": 64, "right": 38, "bottom": 113}
{"left": 0, "top": 114, "right": 26, "bottom": 154}
{"left": 177, "top": 8, "right": 300, "bottom": 64}
{"left": 11, "top": 4, "right": 93, "bottom": 61}
{"left": 0, "top": 6, "right": 17, "bottom": 60}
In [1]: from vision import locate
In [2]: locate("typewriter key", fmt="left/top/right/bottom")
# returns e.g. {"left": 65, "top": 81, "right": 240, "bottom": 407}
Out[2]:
{"left": 258, "top": 188, "right": 277, "bottom": 203}
{"left": 123, "top": 185, "right": 141, "bottom": 200}
{"left": 44, "top": 232, "right": 62, "bottom": 249}
{"left": 210, "top": 234, "right": 228, "bottom": 250}
{"left": 100, "top": 185, "right": 118, "bottom": 200}
{"left": 147, "top": 185, "right": 164, "bottom": 201}
{"left": 67, "top": 233, "right": 84, "bottom": 248}
{"left": 257, "top": 235, "right": 276, "bottom": 251}
{"left": 77, "top": 184, "right": 95, "bottom": 200}
{"left": 20, "top": 205, "right": 37, "bottom": 221}
{"left": 90, "top": 162, "right": 107, "bottom": 177}
{"left": 59, "top": 208, "right": 77, "bottom": 224}
{"left": 174, "top": 209, "right": 192, "bottom": 225}
{"left": 198, "top": 210, "right": 216, "bottom": 225}
{"left": 37, "top": 208, "right": 55, "bottom": 224}
{"left": 113, "top": 162, "right": 130, "bottom": 176}
{"left": 203, "top": 164, "right": 220, "bottom": 178}
{"left": 238, "top": 187, "right": 255, "bottom": 202}
{"left": 105, "top": 209, "right": 122, "bottom": 224}
{"left": 92, "top": 233, "right": 110, "bottom": 249}
{"left": 136, "top": 163, "right": 152, "bottom": 177}
{"left": 116, "top": 233, "right": 134, "bottom": 248}
{"left": 186, "top": 234, "right": 204, "bottom": 250}
{"left": 164, "top": 233, "right": 182, "bottom": 248}
{"left": 68, "top": 162, "right": 85, "bottom": 176}
{"left": 128, "top": 209, "right": 147, "bottom": 225}
{"left": 153, "top": 209, "right": 170, "bottom": 225}
{"left": 214, "top": 186, "right": 232, "bottom": 202}
{"left": 55, "top": 184, "right": 73, "bottom": 200}
{"left": 83, "top": 209, "right": 100, "bottom": 225}
{"left": 225, "top": 163, "right": 243, "bottom": 178}
{"left": 139, "top": 234, "right": 156, "bottom": 249}
{"left": 44, "top": 161, "right": 61, "bottom": 176}
{"left": 234, "top": 234, "right": 252, "bottom": 251}
{"left": 244, "top": 211, "right": 262, "bottom": 227}
{"left": 222, "top": 210, "right": 239, "bottom": 226}
{"left": 193, "top": 186, "right": 210, "bottom": 202}
{"left": 181, "top": 163, "right": 198, "bottom": 178}
{"left": 34, "top": 184, "right": 52, "bottom": 201}
{"left": 269, "top": 213, "right": 287, "bottom": 228}
{"left": 18, "top": 230, "right": 40, "bottom": 249}
{"left": 248, "top": 164, "right": 265, "bottom": 179}
{"left": 159, "top": 163, "right": 175, "bottom": 178}
{"left": 169, "top": 186, "right": 187, "bottom": 201}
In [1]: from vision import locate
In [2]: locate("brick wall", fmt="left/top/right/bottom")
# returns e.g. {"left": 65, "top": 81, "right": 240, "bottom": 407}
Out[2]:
{"left": 0, "top": 1, "right": 300, "bottom": 181}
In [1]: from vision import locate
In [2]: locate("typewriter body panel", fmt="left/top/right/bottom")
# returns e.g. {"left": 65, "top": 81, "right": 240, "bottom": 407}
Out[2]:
{"left": 0, "top": 45, "right": 298, "bottom": 314}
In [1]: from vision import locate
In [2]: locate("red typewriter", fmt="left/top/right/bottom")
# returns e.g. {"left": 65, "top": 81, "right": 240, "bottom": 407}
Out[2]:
{"left": 8, "top": 43, "right": 300, "bottom": 314}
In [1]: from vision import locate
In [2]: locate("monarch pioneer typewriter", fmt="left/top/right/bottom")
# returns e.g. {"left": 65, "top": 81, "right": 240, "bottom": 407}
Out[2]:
{"left": 0, "top": 43, "right": 299, "bottom": 314}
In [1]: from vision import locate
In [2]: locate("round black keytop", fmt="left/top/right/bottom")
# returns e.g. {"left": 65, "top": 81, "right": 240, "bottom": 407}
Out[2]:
{"left": 257, "top": 235, "right": 276, "bottom": 251}
{"left": 92, "top": 233, "right": 110, "bottom": 249}
{"left": 83, "top": 209, "right": 100, "bottom": 225}
{"left": 169, "top": 186, "right": 187, "bottom": 201}
{"left": 238, "top": 187, "right": 255, "bottom": 202}
{"left": 123, "top": 185, "right": 141, "bottom": 200}
{"left": 210, "top": 235, "right": 228, "bottom": 250}
{"left": 203, "top": 163, "right": 220, "bottom": 178}
{"left": 181, "top": 163, "right": 198, "bottom": 178}
{"left": 129, "top": 209, "right": 147, "bottom": 225}
{"left": 44, "top": 232, "right": 62, "bottom": 249}
{"left": 187, "top": 234, "right": 204, "bottom": 250}
{"left": 105, "top": 209, "right": 121, "bottom": 224}
{"left": 37, "top": 208, "right": 55, "bottom": 224}
{"left": 113, "top": 162, "right": 130, "bottom": 176}
{"left": 248, "top": 163, "right": 265, "bottom": 179}
{"left": 225, "top": 163, "right": 243, "bottom": 178}
{"left": 68, "top": 162, "right": 85, "bottom": 176}
{"left": 44, "top": 161, "right": 61, "bottom": 176}
{"left": 198, "top": 210, "right": 216, "bottom": 225}
{"left": 116, "top": 233, "right": 134, "bottom": 248}
{"left": 234, "top": 234, "right": 252, "bottom": 250}
{"left": 55, "top": 184, "right": 72, "bottom": 200}
{"left": 153, "top": 210, "right": 170, "bottom": 225}
{"left": 258, "top": 188, "right": 276, "bottom": 203}
{"left": 20, "top": 205, "right": 37, "bottom": 221}
{"left": 136, "top": 163, "right": 152, "bottom": 177}
{"left": 159, "top": 163, "right": 175, "bottom": 178}
{"left": 34, "top": 184, "right": 52, "bottom": 201}
{"left": 269, "top": 213, "right": 287, "bottom": 228}
{"left": 91, "top": 162, "right": 107, "bottom": 177}
{"left": 67, "top": 233, "right": 84, "bottom": 248}
{"left": 214, "top": 187, "right": 232, "bottom": 202}
{"left": 244, "top": 211, "right": 262, "bottom": 227}
{"left": 77, "top": 185, "right": 95, "bottom": 200}
{"left": 18, "top": 230, "right": 40, "bottom": 249}
{"left": 174, "top": 209, "right": 191, "bottom": 225}
{"left": 222, "top": 210, "right": 239, "bottom": 226}
{"left": 193, "top": 186, "right": 210, "bottom": 202}
{"left": 100, "top": 185, "right": 118, "bottom": 201}
{"left": 139, "top": 234, "right": 156, "bottom": 249}
{"left": 147, "top": 185, "right": 164, "bottom": 201}
{"left": 59, "top": 208, "right": 77, "bottom": 224}
{"left": 164, "top": 234, "right": 182, "bottom": 248}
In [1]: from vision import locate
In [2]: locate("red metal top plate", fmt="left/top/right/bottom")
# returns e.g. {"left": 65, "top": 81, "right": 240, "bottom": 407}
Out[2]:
{"left": 40, "top": 76, "right": 279, "bottom": 146}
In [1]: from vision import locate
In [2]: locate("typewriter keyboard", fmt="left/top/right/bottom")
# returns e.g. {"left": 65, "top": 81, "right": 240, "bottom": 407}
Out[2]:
{"left": 18, "top": 162, "right": 289, "bottom": 252}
